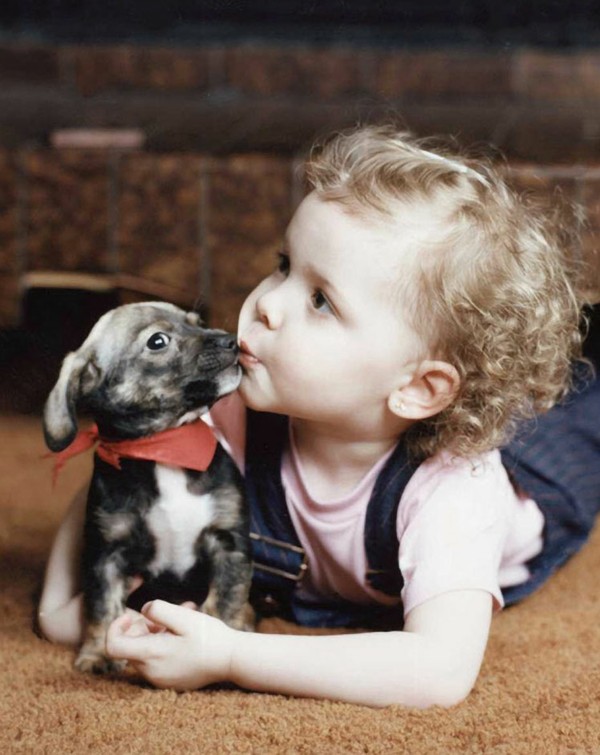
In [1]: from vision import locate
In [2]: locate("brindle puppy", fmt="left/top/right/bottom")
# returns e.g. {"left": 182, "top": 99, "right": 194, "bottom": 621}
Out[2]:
{"left": 43, "top": 302, "right": 253, "bottom": 674}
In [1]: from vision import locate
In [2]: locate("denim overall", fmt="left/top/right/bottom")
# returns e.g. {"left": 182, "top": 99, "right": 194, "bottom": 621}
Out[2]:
{"left": 500, "top": 364, "right": 600, "bottom": 605}
{"left": 245, "top": 366, "right": 600, "bottom": 628}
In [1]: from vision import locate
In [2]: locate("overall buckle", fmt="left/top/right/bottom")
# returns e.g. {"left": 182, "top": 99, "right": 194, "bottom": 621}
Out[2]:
{"left": 250, "top": 532, "right": 309, "bottom": 582}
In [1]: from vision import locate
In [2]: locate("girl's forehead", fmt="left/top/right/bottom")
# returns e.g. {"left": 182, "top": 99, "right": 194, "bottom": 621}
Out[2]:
{"left": 290, "top": 192, "right": 446, "bottom": 272}
{"left": 293, "top": 191, "right": 447, "bottom": 239}
{"left": 288, "top": 200, "right": 403, "bottom": 309}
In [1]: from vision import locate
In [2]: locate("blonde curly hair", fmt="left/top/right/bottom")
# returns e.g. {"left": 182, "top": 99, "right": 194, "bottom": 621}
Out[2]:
{"left": 305, "top": 124, "right": 587, "bottom": 459}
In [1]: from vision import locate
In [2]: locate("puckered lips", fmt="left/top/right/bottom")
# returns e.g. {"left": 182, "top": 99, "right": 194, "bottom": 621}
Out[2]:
{"left": 238, "top": 339, "right": 261, "bottom": 370}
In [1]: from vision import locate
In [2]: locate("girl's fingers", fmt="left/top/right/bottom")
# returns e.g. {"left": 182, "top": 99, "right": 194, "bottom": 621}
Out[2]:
{"left": 106, "top": 617, "right": 162, "bottom": 662}
{"left": 112, "top": 613, "right": 133, "bottom": 632}
{"left": 124, "top": 607, "right": 165, "bottom": 634}
{"left": 106, "top": 601, "right": 198, "bottom": 661}
{"left": 128, "top": 575, "right": 144, "bottom": 595}
{"left": 141, "top": 600, "right": 194, "bottom": 636}
{"left": 180, "top": 601, "right": 197, "bottom": 610}
{"left": 106, "top": 633, "right": 154, "bottom": 662}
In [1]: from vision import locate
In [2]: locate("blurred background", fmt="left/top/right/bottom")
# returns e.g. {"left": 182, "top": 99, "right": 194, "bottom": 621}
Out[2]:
{"left": 1, "top": 0, "right": 600, "bottom": 412}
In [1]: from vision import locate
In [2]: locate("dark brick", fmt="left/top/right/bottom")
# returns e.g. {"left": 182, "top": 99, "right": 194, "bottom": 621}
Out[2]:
{"left": 224, "top": 45, "right": 365, "bottom": 98}
{"left": 580, "top": 232, "right": 600, "bottom": 303}
{"left": 515, "top": 52, "right": 600, "bottom": 102}
{"left": 0, "top": 87, "right": 82, "bottom": 148}
{"left": 396, "top": 101, "right": 512, "bottom": 148}
{"left": 580, "top": 171, "right": 600, "bottom": 229}
{"left": 579, "top": 173, "right": 600, "bottom": 302}
{"left": 507, "top": 163, "right": 583, "bottom": 258}
{"left": 0, "top": 150, "right": 18, "bottom": 275}
{"left": 207, "top": 155, "right": 292, "bottom": 329}
{"left": 25, "top": 150, "right": 112, "bottom": 273}
{"left": 0, "top": 45, "right": 60, "bottom": 84}
{"left": 201, "top": 98, "right": 357, "bottom": 154}
{"left": 507, "top": 164, "right": 581, "bottom": 202}
{"left": 0, "top": 272, "right": 21, "bottom": 328}
{"left": 501, "top": 109, "right": 590, "bottom": 163}
{"left": 116, "top": 153, "right": 204, "bottom": 304}
{"left": 370, "top": 50, "right": 513, "bottom": 100}
{"left": 69, "top": 45, "right": 213, "bottom": 97}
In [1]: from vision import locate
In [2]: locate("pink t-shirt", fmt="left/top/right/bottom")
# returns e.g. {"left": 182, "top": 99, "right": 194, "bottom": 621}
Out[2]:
{"left": 208, "top": 394, "right": 544, "bottom": 616}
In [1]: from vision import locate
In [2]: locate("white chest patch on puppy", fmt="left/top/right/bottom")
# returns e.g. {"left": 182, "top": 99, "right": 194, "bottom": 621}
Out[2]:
{"left": 147, "top": 464, "right": 216, "bottom": 579}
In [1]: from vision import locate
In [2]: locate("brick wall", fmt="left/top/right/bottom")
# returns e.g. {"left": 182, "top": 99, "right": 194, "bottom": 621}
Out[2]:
{"left": 1, "top": 42, "right": 600, "bottom": 329}
{"left": 0, "top": 147, "right": 599, "bottom": 330}
{"left": 0, "top": 149, "right": 297, "bottom": 329}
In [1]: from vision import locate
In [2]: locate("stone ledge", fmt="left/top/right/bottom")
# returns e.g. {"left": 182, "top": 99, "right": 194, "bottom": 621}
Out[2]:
{"left": 1, "top": 43, "right": 600, "bottom": 161}
{"left": 1, "top": 87, "right": 600, "bottom": 163}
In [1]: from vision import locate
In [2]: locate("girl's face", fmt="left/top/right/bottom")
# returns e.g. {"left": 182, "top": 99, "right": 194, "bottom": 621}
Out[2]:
{"left": 237, "top": 192, "right": 427, "bottom": 431}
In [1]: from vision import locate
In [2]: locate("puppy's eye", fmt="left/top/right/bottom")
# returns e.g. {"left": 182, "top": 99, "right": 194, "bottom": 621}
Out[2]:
{"left": 146, "top": 332, "right": 171, "bottom": 351}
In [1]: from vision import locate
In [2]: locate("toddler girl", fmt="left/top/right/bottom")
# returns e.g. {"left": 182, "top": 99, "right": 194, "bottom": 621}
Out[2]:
{"left": 38, "top": 125, "right": 600, "bottom": 708}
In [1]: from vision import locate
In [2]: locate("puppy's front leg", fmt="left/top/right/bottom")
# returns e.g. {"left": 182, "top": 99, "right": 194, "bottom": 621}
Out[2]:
{"left": 76, "top": 554, "right": 131, "bottom": 674}
{"left": 200, "top": 531, "right": 255, "bottom": 631}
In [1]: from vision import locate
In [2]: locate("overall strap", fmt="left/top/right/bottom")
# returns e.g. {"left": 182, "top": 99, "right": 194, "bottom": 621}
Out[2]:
{"left": 244, "top": 410, "right": 308, "bottom": 601}
{"left": 245, "top": 409, "right": 419, "bottom": 602}
{"left": 364, "top": 438, "right": 417, "bottom": 595}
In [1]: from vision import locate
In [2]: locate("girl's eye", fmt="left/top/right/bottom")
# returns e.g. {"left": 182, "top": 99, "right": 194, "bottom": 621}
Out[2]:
{"left": 146, "top": 332, "right": 171, "bottom": 351}
{"left": 311, "top": 290, "right": 333, "bottom": 315}
{"left": 276, "top": 253, "right": 290, "bottom": 276}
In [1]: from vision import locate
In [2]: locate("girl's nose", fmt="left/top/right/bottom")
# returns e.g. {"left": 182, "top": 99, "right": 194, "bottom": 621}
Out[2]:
{"left": 256, "top": 288, "right": 283, "bottom": 330}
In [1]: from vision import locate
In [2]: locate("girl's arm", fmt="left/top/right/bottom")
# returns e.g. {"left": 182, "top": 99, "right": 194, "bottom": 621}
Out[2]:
{"left": 37, "top": 486, "right": 88, "bottom": 645}
{"left": 106, "top": 589, "right": 493, "bottom": 708}
{"left": 231, "top": 589, "right": 492, "bottom": 707}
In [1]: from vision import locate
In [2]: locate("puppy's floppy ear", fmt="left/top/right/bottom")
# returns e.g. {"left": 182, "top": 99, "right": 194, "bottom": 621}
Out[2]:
{"left": 43, "top": 350, "right": 102, "bottom": 451}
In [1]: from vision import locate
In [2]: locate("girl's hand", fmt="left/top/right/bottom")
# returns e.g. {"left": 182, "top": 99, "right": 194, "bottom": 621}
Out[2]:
{"left": 106, "top": 600, "right": 236, "bottom": 691}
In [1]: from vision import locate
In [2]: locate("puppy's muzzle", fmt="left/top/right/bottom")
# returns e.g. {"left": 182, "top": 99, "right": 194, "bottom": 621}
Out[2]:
{"left": 200, "top": 332, "right": 240, "bottom": 374}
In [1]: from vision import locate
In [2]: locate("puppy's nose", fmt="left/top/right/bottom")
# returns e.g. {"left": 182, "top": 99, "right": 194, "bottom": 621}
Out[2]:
{"left": 209, "top": 333, "right": 238, "bottom": 351}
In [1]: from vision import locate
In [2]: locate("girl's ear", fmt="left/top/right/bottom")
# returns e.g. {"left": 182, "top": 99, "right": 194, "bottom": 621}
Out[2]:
{"left": 388, "top": 360, "right": 460, "bottom": 420}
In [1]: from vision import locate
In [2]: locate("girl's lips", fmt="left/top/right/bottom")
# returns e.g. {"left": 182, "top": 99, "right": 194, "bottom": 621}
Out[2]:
{"left": 238, "top": 340, "right": 260, "bottom": 368}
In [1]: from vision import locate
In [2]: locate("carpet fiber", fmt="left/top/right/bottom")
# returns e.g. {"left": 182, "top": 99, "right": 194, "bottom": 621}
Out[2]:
{"left": 1, "top": 413, "right": 599, "bottom": 754}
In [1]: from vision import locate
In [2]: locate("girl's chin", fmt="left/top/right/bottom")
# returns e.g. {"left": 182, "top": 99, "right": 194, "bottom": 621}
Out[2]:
{"left": 238, "top": 380, "right": 286, "bottom": 415}
{"left": 237, "top": 379, "right": 266, "bottom": 410}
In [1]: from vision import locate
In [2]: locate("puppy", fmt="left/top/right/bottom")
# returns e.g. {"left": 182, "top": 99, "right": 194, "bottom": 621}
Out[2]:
{"left": 43, "top": 302, "right": 253, "bottom": 674}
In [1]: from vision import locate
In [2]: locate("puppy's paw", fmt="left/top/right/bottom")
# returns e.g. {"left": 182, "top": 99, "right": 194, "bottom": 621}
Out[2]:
{"left": 199, "top": 589, "right": 219, "bottom": 618}
{"left": 75, "top": 628, "right": 127, "bottom": 675}
{"left": 227, "top": 602, "right": 256, "bottom": 632}
{"left": 201, "top": 588, "right": 256, "bottom": 631}
{"left": 74, "top": 649, "right": 127, "bottom": 675}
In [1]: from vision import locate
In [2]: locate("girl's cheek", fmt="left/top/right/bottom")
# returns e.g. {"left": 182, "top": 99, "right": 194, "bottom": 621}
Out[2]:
{"left": 238, "top": 295, "right": 256, "bottom": 330}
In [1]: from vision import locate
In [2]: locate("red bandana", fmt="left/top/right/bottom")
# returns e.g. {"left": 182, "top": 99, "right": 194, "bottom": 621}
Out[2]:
{"left": 47, "top": 419, "right": 217, "bottom": 486}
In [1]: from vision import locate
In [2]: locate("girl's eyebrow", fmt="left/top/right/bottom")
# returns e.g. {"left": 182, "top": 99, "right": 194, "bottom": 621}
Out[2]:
{"left": 283, "top": 229, "right": 349, "bottom": 311}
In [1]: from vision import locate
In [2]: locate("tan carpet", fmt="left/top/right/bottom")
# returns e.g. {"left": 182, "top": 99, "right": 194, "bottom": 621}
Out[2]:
{"left": 1, "top": 412, "right": 599, "bottom": 754}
